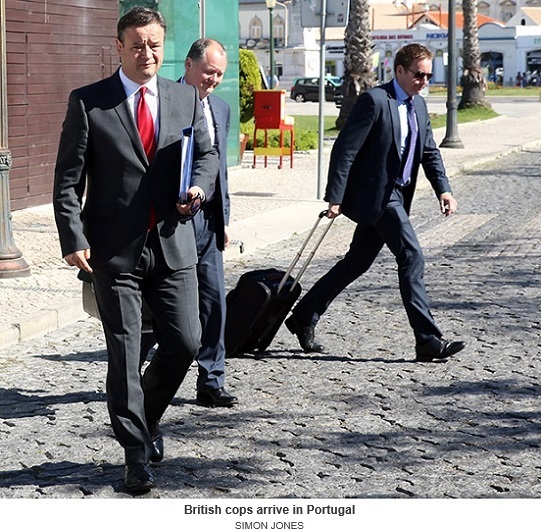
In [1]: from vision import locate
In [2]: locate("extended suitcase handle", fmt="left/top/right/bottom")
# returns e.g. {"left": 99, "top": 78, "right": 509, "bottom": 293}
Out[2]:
{"left": 276, "top": 210, "right": 334, "bottom": 294}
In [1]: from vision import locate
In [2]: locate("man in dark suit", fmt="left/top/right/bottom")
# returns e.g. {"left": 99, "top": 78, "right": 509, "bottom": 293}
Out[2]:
{"left": 285, "top": 44, "right": 465, "bottom": 362}
{"left": 183, "top": 39, "right": 238, "bottom": 407}
{"left": 53, "top": 8, "right": 218, "bottom": 493}
{"left": 141, "top": 38, "right": 236, "bottom": 407}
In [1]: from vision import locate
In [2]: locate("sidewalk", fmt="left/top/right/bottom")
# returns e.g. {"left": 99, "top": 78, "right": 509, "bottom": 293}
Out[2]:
{"left": 1, "top": 99, "right": 540, "bottom": 349}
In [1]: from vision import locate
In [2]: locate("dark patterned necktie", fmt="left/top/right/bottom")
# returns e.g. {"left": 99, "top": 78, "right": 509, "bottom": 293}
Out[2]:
{"left": 399, "top": 97, "right": 418, "bottom": 187}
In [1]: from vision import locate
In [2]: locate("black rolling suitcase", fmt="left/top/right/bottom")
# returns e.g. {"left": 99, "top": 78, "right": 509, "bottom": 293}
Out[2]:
{"left": 225, "top": 210, "right": 334, "bottom": 357}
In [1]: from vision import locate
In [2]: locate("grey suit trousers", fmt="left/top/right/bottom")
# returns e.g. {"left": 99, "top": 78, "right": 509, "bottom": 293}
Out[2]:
{"left": 92, "top": 228, "right": 201, "bottom": 464}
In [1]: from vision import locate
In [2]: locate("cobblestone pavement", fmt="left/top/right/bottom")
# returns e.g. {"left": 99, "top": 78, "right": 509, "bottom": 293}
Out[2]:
{"left": 0, "top": 148, "right": 539, "bottom": 500}
{"left": 3, "top": 98, "right": 539, "bottom": 348}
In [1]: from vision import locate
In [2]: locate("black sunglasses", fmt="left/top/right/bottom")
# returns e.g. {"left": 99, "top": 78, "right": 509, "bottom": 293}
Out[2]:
{"left": 407, "top": 68, "right": 433, "bottom": 81}
{"left": 178, "top": 191, "right": 205, "bottom": 221}
{"left": 186, "top": 192, "right": 203, "bottom": 215}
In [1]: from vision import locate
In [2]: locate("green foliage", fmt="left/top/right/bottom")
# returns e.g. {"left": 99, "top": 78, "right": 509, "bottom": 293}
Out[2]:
{"left": 430, "top": 106, "right": 498, "bottom": 129}
{"left": 240, "top": 104, "right": 505, "bottom": 152}
{"left": 429, "top": 85, "right": 539, "bottom": 97}
{"left": 240, "top": 118, "right": 335, "bottom": 151}
{"left": 239, "top": 49, "right": 262, "bottom": 124}
{"left": 426, "top": 85, "right": 448, "bottom": 94}
{"left": 484, "top": 85, "right": 540, "bottom": 96}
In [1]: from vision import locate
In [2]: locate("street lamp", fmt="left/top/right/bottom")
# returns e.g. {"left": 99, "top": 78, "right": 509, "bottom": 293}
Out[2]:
{"left": 266, "top": 0, "right": 276, "bottom": 89}
{"left": 276, "top": 1, "right": 288, "bottom": 47}
{"left": 0, "top": 0, "right": 30, "bottom": 278}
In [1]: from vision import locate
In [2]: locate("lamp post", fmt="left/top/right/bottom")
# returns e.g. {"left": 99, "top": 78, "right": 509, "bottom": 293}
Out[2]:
{"left": 266, "top": 0, "right": 276, "bottom": 89}
{"left": 276, "top": 1, "right": 288, "bottom": 47}
{"left": 440, "top": 0, "right": 464, "bottom": 149}
{"left": 317, "top": 0, "right": 328, "bottom": 199}
{"left": 0, "top": 0, "right": 30, "bottom": 278}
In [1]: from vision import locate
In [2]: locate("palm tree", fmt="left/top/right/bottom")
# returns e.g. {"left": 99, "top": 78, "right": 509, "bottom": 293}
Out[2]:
{"left": 335, "top": 0, "right": 376, "bottom": 129}
{"left": 459, "top": 0, "right": 490, "bottom": 109}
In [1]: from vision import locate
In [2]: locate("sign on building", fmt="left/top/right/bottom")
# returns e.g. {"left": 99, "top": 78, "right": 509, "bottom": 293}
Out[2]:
{"left": 300, "top": 0, "right": 350, "bottom": 28}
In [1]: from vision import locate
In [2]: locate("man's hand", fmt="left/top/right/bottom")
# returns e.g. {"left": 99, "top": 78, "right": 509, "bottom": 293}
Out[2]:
{"left": 439, "top": 193, "right": 458, "bottom": 217}
{"left": 177, "top": 186, "right": 205, "bottom": 217}
{"left": 224, "top": 226, "right": 231, "bottom": 248}
{"left": 326, "top": 203, "right": 342, "bottom": 219}
{"left": 64, "top": 249, "right": 92, "bottom": 273}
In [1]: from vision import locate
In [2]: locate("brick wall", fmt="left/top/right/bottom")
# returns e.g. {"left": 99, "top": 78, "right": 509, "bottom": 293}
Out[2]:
{"left": 6, "top": 0, "right": 118, "bottom": 210}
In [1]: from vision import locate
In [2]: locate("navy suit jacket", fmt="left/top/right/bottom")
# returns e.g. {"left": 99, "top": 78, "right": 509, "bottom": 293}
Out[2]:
{"left": 207, "top": 93, "right": 231, "bottom": 251}
{"left": 53, "top": 70, "right": 218, "bottom": 273}
{"left": 325, "top": 80, "right": 451, "bottom": 226}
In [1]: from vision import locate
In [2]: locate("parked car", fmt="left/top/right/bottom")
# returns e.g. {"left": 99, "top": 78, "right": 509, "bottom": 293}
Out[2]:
{"left": 290, "top": 76, "right": 341, "bottom": 103}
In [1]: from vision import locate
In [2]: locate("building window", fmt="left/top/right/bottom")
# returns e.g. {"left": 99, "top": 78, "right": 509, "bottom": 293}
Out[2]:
{"left": 250, "top": 16, "right": 263, "bottom": 40}
{"left": 477, "top": 2, "right": 490, "bottom": 16}
{"left": 274, "top": 15, "right": 285, "bottom": 47}
{"left": 501, "top": 8, "right": 515, "bottom": 22}
{"left": 499, "top": 0, "right": 517, "bottom": 22}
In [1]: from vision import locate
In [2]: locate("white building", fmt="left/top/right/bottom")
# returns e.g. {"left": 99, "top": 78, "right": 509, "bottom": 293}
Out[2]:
{"left": 368, "top": 21, "right": 541, "bottom": 84}
{"left": 239, "top": 0, "right": 541, "bottom": 87}
{"left": 239, "top": 0, "right": 320, "bottom": 82}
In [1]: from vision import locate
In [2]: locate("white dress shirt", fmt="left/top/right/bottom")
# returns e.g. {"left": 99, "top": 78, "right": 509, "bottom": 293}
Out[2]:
{"left": 119, "top": 68, "right": 160, "bottom": 140}
{"left": 393, "top": 78, "right": 415, "bottom": 157}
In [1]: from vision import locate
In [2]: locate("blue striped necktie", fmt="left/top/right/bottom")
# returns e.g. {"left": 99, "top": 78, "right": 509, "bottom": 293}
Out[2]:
{"left": 399, "top": 97, "right": 418, "bottom": 187}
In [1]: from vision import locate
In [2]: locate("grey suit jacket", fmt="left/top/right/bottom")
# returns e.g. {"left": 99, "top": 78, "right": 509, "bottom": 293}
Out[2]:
{"left": 325, "top": 80, "right": 451, "bottom": 226}
{"left": 53, "top": 70, "right": 219, "bottom": 272}
{"left": 207, "top": 93, "right": 231, "bottom": 250}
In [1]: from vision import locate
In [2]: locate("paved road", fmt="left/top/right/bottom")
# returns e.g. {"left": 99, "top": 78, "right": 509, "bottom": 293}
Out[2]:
{"left": 284, "top": 94, "right": 538, "bottom": 118}
{"left": 0, "top": 148, "right": 540, "bottom": 504}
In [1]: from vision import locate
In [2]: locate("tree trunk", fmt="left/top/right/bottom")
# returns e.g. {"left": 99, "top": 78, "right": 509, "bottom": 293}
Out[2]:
{"left": 459, "top": 0, "right": 491, "bottom": 109}
{"left": 460, "top": 68, "right": 489, "bottom": 109}
{"left": 335, "top": 0, "right": 375, "bottom": 130}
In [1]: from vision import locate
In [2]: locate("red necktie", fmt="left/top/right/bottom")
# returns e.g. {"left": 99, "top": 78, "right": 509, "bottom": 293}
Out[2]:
{"left": 137, "top": 87, "right": 157, "bottom": 228}
{"left": 137, "top": 87, "right": 156, "bottom": 161}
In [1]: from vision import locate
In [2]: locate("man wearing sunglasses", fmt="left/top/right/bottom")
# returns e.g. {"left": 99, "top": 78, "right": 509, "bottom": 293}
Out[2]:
{"left": 286, "top": 43, "right": 465, "bottom": 362}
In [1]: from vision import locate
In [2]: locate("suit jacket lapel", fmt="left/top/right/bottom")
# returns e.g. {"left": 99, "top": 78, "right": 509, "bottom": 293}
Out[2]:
{"left": 109, "top": 71, "right": 147, "bottom": 162}
{"left": 385, "top": 83, "right": 402, "bottom": 160}
{"left": 156, "top": 76, "right": 173, "bottom": 151}
{"left": 413, "top": 97, "right": 426, "bottom": 156}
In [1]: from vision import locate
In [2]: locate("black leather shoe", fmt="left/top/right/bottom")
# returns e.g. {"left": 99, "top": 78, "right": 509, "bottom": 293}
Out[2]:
{"left": 196, "top": 387, "right": 238, "bottom": 408}
{"left": 150, "top": 434, "right": 164, "bottom": 463}
{"left": 124, "top": 463, "right": 155, "bottom": 494}
{"left": 285, "top": 314, "right": 324, "bottom": 353}
{"left": 148, "top": 422, "right": 163, "bottom": 463}
{"left": 415, "top": 337, "right": 465, "bottom": 362}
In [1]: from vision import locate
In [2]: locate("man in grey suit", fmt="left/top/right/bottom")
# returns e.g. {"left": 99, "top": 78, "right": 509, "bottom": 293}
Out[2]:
{"left": 285, "top": 44, "right": 465, "bottom": 362}
{"left": 53, "top": 7, "right": 218, "bottom": 493}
